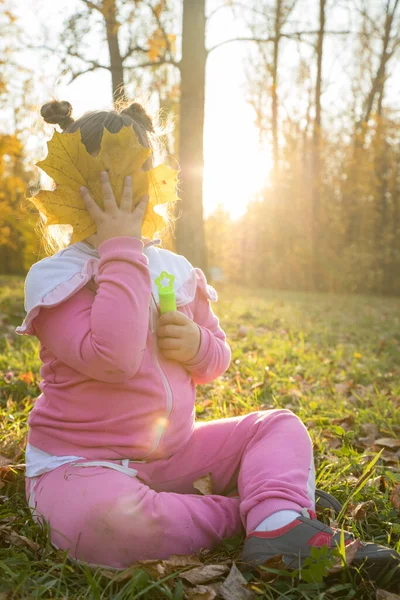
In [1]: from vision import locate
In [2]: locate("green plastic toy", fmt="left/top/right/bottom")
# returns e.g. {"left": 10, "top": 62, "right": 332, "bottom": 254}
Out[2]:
{"left": 155, "top": 271, "right": 177, "bottom": 314}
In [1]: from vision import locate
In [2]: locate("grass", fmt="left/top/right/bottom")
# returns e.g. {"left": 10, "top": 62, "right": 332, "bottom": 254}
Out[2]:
{"left": 1, "top": 276, "right": 400, "bottom": 599}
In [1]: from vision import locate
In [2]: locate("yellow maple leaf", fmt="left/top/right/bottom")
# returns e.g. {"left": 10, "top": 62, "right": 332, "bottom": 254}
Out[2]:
{"left": 30, "top": 126, "right": 179, "bottom": 244}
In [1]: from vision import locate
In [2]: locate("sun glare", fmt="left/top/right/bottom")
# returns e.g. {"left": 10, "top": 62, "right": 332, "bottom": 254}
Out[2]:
{"left": 203, "top": 107, "right": 273, "bottom": 220}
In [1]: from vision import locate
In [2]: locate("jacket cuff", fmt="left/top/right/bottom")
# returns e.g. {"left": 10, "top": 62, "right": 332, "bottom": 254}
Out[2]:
{"left": 97, "top": 236, "right": 144, "bottom": 257}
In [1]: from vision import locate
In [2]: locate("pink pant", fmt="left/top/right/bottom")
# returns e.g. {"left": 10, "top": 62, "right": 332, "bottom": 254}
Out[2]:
{"left": 26, "top": 410, "right": 315, "bottom": 568}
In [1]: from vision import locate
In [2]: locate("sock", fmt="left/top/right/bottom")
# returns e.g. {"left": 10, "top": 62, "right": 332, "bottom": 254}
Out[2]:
{"left": 254, "top": 509, "right": 301, "bottom": 532}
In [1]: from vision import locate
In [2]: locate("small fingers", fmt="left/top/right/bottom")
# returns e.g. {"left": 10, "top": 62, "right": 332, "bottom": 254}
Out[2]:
{"left": 80, "top": 186, "right": 102, "bottom": 220}
{"left": 156, "top": 324, "right": 182, "bottom": 339}
{"left": 133, "top": 194, "right": 149, "bottom": 217}
{"left": 119, "top": 176, "right": 133, "bottom": 212}
{"left": 158, "top": 337, "right": 181, "bottom": 350}
{"left": 159, "top": 348, "right": 181, "bottom": 362}
{"left": 158, "top": 312, "right": 188, "bottom": 327}
{"left": 100, "top": 171, "right": 117, "bottom": 213}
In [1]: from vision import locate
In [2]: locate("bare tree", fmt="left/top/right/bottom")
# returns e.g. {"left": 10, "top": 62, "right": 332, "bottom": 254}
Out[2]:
{"left": 311, "top": 0, "right": 326, "bottom": 288}
{"left": 358, "top": 0, "right": 400, "bottom": 131}
{"left": 175, "top": 0, "right": 207, "bottom": 270}
{"left": 41, "top": 0, "right": 178, "bottom": 103}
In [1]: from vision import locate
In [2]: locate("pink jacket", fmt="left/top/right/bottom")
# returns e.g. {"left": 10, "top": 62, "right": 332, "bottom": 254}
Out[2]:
{"left": 24, "top": 237, "right": 231, "bottom": 461}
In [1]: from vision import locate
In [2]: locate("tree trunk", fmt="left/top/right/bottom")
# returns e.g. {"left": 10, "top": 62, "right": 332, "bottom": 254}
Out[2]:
{"left": 311, "top": 0, "right": 325, "bottom": 289}
{"left": 175, "top": 0, "right": 207, "bottom": 272}
{"left": 103, "top": 0, "right": 125, "bottom": 104}
{"left": 358, "top": 0, "right": 399, "bottom": 133}
{"left": 271, "top": 0, "right": 282, "bottom": 173}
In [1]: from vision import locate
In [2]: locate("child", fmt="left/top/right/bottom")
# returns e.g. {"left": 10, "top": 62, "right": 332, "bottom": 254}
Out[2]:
{"left": 17, "top": 100, "right": 400, "bottom": 580}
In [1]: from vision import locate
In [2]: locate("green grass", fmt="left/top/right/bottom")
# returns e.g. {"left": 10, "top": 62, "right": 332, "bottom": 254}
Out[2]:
{"left": 1, "top": 276, "right": 400, "bottom": 599}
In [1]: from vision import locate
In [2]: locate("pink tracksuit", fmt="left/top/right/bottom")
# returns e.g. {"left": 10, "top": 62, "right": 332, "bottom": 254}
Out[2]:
{"left": 21, "top": 237, "right": 315, "bottom": 568}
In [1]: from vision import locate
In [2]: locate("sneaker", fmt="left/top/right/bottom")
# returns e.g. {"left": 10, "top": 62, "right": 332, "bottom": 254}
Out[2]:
{"left": 242, "top": 509, "right": 400, "bottom": 582}
{"left": 315, "top": 489, "right": 342, "bottom": 515}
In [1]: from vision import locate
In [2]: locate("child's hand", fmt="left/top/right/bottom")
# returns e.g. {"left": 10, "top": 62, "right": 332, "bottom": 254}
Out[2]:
{"left": 81, "top": 171, "right": 149, "bottom": 248}
{"left": 156, "top": 312, "right": 201, "bottom": 363}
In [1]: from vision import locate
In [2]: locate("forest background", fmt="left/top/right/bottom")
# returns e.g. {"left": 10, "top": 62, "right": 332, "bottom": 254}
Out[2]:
{"left": 1, "top": 0, "right": 400, "bottom": 296}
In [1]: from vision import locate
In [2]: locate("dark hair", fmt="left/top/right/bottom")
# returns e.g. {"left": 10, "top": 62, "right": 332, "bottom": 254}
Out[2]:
{"left": 40, "top": 100, "right": 156, "bottom": 156}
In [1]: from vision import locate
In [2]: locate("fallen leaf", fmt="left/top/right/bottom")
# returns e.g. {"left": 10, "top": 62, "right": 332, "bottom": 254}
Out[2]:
{"left": 332, "top": 415, "right": 355, "bottom": 430}
{"left": 327, "top": 539, "right": 362, "bottom": 574}
{"left": 321, "top": 430, "right": 342, "bottom": 450}
{"left": 193, "top": 473, "right": 213, "bottom": 495}
{"left": 136, "top": 559, "right": 166, "bottom": 578}
{"left": 287, "top": 389, "right": 302, "bottom": 399}
{"left": 7, "top": 531, "right": 40, "bottom": 552}
{"left": 219, "top": 563, "right": 255, "bottom": 600}
{"left": 186, "top": 585, "right": 217, "bottom": 600}
{"left": 358, "top": 423, "right": 379, "bottom": 447}
{"left": 335, "top": 382, "right": 352, "bottom": 395}
{"left": 366, "top": 475, "right": 387, "bottom": 492}
{"left": 374, "top": 438, "right": 400, "bottom": 449}
{"left": 101, "top": 566, "right": 143, "bottom": 582}
{"left": 350, "top": 500, "right": 376, "bottom": 520}
{"left": 180, "top": 564, "right": 229, "bottom": 585}
{"left": 31, "top": 127, "right": 178, "bottom": 244}
{"left": 0, "top": 455, "right": 12, "bottom": 467}
{"left": 167, "top": 554, "right": 203, "bottom": 568}
{"left": 376, "top": 591, "right": 400, "bottom": 600}
{"left": 390, "top": 484, "right": 400, "bottom": 513}
{"left": 256, "top": 554, "right": 286, "bottom": 582}
{"left": 138, "top": 553, "right": 204, "bottom": 578}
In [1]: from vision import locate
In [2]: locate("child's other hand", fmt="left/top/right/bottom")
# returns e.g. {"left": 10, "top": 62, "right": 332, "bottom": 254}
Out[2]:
{"left": 156, "top": 312, "right": 201, "bottom": 363}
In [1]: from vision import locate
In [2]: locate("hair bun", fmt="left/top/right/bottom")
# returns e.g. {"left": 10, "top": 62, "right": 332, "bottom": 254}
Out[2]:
{"left": 121, "top": 102, "right": 155, "bottom": 133}
{"left": 40, "top": 100, "right": 74, "bottom": 131}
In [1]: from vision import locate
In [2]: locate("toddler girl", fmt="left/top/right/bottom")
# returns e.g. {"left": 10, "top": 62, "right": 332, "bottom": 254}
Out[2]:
{"left": 17, "top": 100, "right": 399, "bottom": 581}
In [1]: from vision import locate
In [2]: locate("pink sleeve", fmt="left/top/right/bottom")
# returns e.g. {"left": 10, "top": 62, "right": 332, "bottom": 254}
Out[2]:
{"left": 32, "top": 237, "right": 151, "bottom": 382}
{"left": 184, "top": 270, "right": 231, "bottom": 385}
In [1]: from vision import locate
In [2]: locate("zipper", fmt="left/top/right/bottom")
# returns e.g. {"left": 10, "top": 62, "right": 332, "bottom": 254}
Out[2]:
{"left": 140, "top": 296, "right": 174, "bottom": 458}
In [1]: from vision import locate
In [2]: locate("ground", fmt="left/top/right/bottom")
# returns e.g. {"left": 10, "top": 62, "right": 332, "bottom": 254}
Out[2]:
{"left": 0, "top": 276, "right": 400, "bottom": 599}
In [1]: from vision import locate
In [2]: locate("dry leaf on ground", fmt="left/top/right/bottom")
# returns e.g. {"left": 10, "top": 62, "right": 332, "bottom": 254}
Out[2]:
{"left": 0, "top": 455, "right": 12, "bottom": 467}
{"left": 193, "top": 473, "right": 213, "bottom": 495}
{"left": 348, "top": 500, "right": 376, "bottom": 520}
{"left": 136, "top": 559, "right": 166, "bottom": 578}
{"left": 390, "top": 484, "right": 400, "bottom": 513}
{"left": 136, "top": 553, "right": 203, "bottom": 579}
{"left": 256, "top": 554, "right": 286, "bottom": 582}
{"left": 359, "top": 423, "right": 379, "bottom": 447}
{"left": 186, "top": 585, "right": 218, "bottom": 600}
{"left": 180, "top": 564, "right": 229, "bottom": 585}
{"left": 321, "top": 430, "right": 342, "bottom": 450}
{"left": 327, "top": 539, "right": 362, "bottom": 574}
{"left": 288, "top": 389, "right": 303, "bottom": 399}
{"left": 332, "top": 415, "right": 355, "bottom": 430}
{"left": 376, "top": 591, "right": 400, "bottom": 600}
{"left": 167, "top": 554, "right": 203, "bottom": 568}
{"left": 373, "top": 438, "right": 400, "bottom": 449}
{"left": 335, "top": 382, "right": 352, "bottom": 395}
{"left": 219, "top": 563, "right": 256, "bottom": 600}
{"left": 101, "top": 566, "right": 140, "bottom": 582}
{"left": 7, "top": 531, "right": 40, "bottom": 552}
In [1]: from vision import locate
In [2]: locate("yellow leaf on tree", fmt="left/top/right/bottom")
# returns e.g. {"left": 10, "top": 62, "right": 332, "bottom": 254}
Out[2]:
{"left": 30, "top": 126, "right": 179, "bottom": 244}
